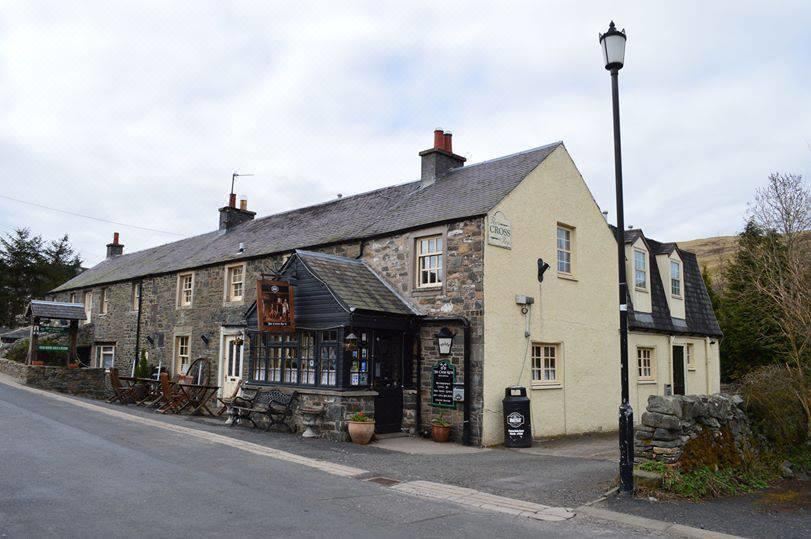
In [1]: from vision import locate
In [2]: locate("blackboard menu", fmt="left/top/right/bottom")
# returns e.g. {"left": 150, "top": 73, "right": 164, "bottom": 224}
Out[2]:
{"left": 431, "top": 360, "right": 456, "bottom": 408}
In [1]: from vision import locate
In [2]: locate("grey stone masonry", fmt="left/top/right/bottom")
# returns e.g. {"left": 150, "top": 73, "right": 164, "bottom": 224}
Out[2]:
{"left": 635, "top": 394, "right": 752, "bottom": 465}
{"left": 0, "top": 358, "right": 107, "bottom": 399}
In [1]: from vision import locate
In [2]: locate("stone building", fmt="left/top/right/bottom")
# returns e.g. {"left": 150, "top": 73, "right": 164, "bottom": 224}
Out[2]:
{"left": 48, "top": 131, "right": 721, "bottom": 446}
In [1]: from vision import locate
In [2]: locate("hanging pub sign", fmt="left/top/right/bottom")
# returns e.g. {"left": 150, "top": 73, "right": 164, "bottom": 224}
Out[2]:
{"left": 431, "top": 360, "right": 456, "bottom": 408}
{"left": 487, "top": 211, "right": 512, "bottom": 249}
{"left": 256, "top": 279, "right": 295, "bottom": 332}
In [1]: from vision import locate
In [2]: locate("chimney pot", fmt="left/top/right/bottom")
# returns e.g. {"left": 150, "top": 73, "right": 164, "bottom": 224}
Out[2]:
{"left": 113, "top": 232, "right": 119, "bottom": 245}
{"left": 419, "top": 129, "right": 466, "bottom": 188}
{"left": 433, "top": 128, "right": 445, "bottom": 150}
{"left": 239, "top": 196, "right": 248, "bottom": 211}
{"left": 228, "top": 193, "right": 237, "bottom": 208}
{"left": 106, "top": 232, "right": 124, "bottom": 258}
{"left": 443, "top": 132, "right": 453, "bottom": 154}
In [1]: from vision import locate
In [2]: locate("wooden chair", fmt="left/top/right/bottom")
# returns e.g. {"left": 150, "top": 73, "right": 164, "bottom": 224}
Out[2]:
{"left": 216, "top": 379, "right": 245, "bottom": 416}
{"left": 141, "top": 373, "right": 172, "bottom": 409}
{"left": 107, "top": 368, "right": 137, "bottom": 405}
{"left": 156, "top": 374, "right": 193, "bottom": 414}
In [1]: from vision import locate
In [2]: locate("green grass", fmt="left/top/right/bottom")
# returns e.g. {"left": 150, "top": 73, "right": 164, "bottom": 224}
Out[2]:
{"left": 637, "top": 460, "right": 667, "bottom": 474}
{"left": 659, "top": 462, "right": 779, "bottom": 500}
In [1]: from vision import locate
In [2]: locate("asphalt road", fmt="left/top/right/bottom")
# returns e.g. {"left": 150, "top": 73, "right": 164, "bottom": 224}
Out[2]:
{"left": 0, "top": 382, "right": 654, "bottom": 538}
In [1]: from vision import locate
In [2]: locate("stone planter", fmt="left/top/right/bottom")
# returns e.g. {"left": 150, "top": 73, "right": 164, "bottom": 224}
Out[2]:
{"left": 347, "top": 421, "right": 375, "bottom": 445}
{"left": 432, "top": 424, "right": 451, "bottom": 443}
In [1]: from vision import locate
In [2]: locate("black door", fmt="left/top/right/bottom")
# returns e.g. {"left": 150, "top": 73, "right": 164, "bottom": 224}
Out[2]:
{"left": 372, "top": 331, "right": 403, "bottom": 434}
{"left": 672, "top": 346, "right": 686, "bottom": 396}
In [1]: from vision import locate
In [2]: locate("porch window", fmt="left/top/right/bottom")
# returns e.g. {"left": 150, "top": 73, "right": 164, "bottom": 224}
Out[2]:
{"left": 531, "top": 343, "right": 560, "bottom": 385}
{"left": 175, "top": 336, "right": 190, "bottom": 374}
{"left": 95, "top": 344, "right": 115, "bottom": 369}
{"left": 349, "top": 331, "right": 370, "bottom": 386}
{"left": 100, "top": 288, "right": 109, "bottom": 314}
{"left": 416, "top": 235, "right": 443, "bottom": 288}
{"left": 225, "top": 264, "right": 245, "bottom": 302}
{"left": 637, "top": 347, "right": 655, "bottom": 381}
{"left": 557, "top": 225, "right": 573, "bottom": 275}
{"left": 634, "top": 249, "right": 647, "bottom": 289}
{"left": 670, "top": 260, "right": 682, "bottom": 297}
{"left": 320, "top": 330, "right": 338, "bottom": 386}
{"left": 252, "top": 333, "right": 298, "bottom": 384}
{"left": 299, "top": 331, "right": 316, "bottom": 384}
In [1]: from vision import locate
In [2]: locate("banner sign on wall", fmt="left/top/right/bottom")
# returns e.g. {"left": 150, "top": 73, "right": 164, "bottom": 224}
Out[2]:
{"left": 256, "top": 280, "right": 295, "bottom": 332}
{"left": 431, "top": 360, "right": 456, "bottom": 408}
{"left": 487, "top": 211, "right": 512, "bottom": 249}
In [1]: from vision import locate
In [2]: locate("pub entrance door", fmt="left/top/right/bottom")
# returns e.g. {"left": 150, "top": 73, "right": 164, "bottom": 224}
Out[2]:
{"left": 372, "top": 331, "right": 403, "bottom": 434}
{"left": 672, "top": 345, "right": 686, "bottom": 396}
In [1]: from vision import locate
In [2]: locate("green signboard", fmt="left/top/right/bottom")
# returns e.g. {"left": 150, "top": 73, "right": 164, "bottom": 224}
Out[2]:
{"left": 431, "top": 360, "right": 456, "bottom": 408}
{"left": 38, "top": 345, "right": 68, "bottom": 352}
{"left": 38, "top": 326, "right": 68, "bottom": 335}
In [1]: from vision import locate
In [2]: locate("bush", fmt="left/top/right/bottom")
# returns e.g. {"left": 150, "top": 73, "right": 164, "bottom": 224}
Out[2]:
{"left": 739, "top": 364, "right": 807, "bottom": 449}
{"left": 4, "top": 339, "right": 29, "bottom": 363}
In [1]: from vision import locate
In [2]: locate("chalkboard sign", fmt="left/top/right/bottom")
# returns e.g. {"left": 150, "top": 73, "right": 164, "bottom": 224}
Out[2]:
{"left": 431, "top": 360, "right": 456, "bottom": 408}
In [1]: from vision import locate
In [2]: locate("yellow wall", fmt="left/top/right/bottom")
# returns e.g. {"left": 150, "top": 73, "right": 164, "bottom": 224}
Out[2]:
{"left": 481, "top": 146, "right": 620, "bottom": 445}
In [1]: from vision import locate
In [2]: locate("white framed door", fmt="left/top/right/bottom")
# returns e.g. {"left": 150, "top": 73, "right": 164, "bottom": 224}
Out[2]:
{"left": 221, "top": 334, "right": 244, "bottom": 397}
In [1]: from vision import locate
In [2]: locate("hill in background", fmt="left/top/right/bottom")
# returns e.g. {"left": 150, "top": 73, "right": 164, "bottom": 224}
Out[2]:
{"left": 678, "top": 235, "right": 739, "bottom": 278}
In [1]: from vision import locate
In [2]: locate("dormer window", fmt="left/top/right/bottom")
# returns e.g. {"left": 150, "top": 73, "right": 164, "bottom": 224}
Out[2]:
{"left": 670, "top": 260, "right": 682, "bottom": 297}
{"left": 634, "top": 249, "right": 647, "bottom": 290}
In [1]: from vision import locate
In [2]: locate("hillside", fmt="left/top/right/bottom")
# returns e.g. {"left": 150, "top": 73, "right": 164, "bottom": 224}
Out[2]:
{"left": 678, "top": 235, "right": 739, "bottom": 277}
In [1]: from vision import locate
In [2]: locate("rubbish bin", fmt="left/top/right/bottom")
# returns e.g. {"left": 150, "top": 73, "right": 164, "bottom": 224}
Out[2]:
{"left": 503, "top": 386, "right": 532, "bottom": 448}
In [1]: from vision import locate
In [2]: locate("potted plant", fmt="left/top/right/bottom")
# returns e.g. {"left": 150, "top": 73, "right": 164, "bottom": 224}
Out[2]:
{"left": 346, "top": 411, "right": 375, "bottom": 445}
{"left": 432, "top": 413, "right": 452, "bottom": 443}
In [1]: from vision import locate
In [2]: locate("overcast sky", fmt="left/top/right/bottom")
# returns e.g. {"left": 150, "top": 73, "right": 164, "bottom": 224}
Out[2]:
{"left": 1, "top": 1, "right": 809, "bottom": 267}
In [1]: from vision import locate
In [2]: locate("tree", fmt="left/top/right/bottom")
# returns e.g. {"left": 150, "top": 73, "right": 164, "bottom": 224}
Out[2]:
{"left": 746, "top": 173, "right": 811, "bottom": 435}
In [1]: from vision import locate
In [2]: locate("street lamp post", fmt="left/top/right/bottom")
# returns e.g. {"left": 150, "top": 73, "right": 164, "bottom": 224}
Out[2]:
{"left": 600, "top": 21, "right": 634, "bottom": 494}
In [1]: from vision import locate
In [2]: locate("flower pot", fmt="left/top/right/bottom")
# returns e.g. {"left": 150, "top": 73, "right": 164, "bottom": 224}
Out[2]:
{"left": 67, "top": 363, "right": 80, "bottom": 369}
{"left": 432, "top": 424, "right": 451, "bottom": 443}
{"left": 347, "top": 420, "right": 375, "bottom": 445}
{"left": 31, "top": 360, "right": 45, "bottom": 366}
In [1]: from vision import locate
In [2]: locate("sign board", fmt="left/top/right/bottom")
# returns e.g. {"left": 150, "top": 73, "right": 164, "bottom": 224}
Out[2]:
{"left": 35, "top": 326, "right": 68, "bottom": 335}
{"left": 431, "top": 360, "right": 456, "bottom": 408}
{"left": 39, "top": 345, "right": 68, "bottom": 352}
{"left": 487, "top": 212, "right": 512, "bottom": 249}
{"left": 256, "top": 279, "right": 295, "bottom": 332}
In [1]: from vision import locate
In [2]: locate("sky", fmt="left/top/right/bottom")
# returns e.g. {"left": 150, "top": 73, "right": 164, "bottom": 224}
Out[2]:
{"left": 1, "top": 1, "right": 809, "bottom": 267}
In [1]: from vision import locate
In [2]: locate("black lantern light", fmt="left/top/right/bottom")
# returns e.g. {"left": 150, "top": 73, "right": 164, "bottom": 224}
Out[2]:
{"left": 599, "top": 21, "right": 627, "bottom": 71}
{"left": 344, "top": 332, "right": 358, "bottom": 351}
{"left": 436, "top": 327, "right": 455, "bottom": 355}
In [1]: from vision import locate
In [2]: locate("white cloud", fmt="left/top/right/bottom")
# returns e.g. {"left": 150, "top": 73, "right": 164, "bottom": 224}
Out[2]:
{"left": 0, "top": 1, "right": 808, "bottom": 266}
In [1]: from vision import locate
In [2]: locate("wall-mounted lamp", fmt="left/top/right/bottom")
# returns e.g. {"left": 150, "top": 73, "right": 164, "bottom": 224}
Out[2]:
{"left": 200, "top": 334, "right": 210, "bottom": 346}
{"left": 145, "top": 335, "right": 155, "bottom": 347}
{"left": 537, "top": 258, "right": 551, "bottom": 283}
{"left": 436, "top": 327, "right": 456, "bottom": 356}
{"left": 344, "top": 332, "right": 358, "bottom": 351}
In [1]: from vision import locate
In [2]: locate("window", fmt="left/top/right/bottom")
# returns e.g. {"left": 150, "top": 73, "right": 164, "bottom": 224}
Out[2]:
{"left": 350, "top": 331, "right": 370, "bottom": 386}
{"left": 300, "top": 331, "right": 316, "bottom": 384}
{"left": 634, "top": 250, "right": 647, "bottom": 289}
{"left": 131, "top": 283, "right": 141, "bottom": 311}
{"left": 685, "top": 344, "right": 695, "bottom": 370}
{"left": 69, "top": 292, "right": 76, "bottom": 303}
{"left": 320, "top": 330, "right": 338, "bottom": 386}
{"left": 175, "top": 335, "right": 191, "bottom": 374}
{"left": 178, "top": 273, "right": 194, "bottom": 306}
{"left": 252, "top": 333, "right": 297, "bottom": 384}
{"left": 637, "top": 347, "right": 655, "bottom": 381}
{"left": 557, "top": 226, "right": 573, "bottom": 274}
{"left": 416, "top": 235, "right": 443, "bottom": 288}
{"left": 670, "top": 260, "right": 681, "bottom": 297}
{"left": 100, "top": 288, "right": 109, "bottom": 314}
{"left": 225, "top": 264, "right": 245, "bottom": 302}
{"left": 83, "top": 291, "right": 93, "bottom": 324}
{"left": 531, "top": 343, "right": 560, "bottom": 385}
{"left": 95, "top": 344, "right": 115, "bottom": 369}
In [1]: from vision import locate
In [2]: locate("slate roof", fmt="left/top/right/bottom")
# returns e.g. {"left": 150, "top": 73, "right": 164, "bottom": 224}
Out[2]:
{"left": 620, "top": 229, "right": 722, "bottom": 337}
{"left": 0, "top": 326, "right": 31, "bottom": 342}
{"left": 52, "top": 142, "right": 562, "bottom": 293}
{"left": 294, "top": 250, "right": 418, "bottom": 316}
{"left": 26, "top": 300, "right": 86, "bottom": 321}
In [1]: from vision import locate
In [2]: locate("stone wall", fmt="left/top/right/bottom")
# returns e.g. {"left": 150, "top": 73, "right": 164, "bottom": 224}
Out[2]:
{"left": 636, "top": 394, "right": 753, "bottom": 465}
{"left": 0, "top": 358, "right": 108, "bottom": 399}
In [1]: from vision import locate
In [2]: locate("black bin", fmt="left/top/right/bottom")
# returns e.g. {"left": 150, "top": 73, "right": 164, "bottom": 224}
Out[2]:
{"left": 503, "top": 386, "right": 532, "bottom": 448}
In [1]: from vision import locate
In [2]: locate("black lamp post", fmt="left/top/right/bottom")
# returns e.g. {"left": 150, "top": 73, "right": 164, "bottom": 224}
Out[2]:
{"left": 600, "top": 21, "right": 634, "bottom": 494}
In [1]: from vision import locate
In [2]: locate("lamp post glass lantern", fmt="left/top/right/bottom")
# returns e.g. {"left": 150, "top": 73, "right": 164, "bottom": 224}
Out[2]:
{"left": 600, "top": 20, "right": 634, "bottom": 494}
{"left": 436, "top": 327, "right": 455, "bottom": 355}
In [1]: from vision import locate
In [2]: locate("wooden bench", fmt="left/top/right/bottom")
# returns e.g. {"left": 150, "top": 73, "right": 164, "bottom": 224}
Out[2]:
{"left": 228, "top": 389, "right": 298, "bottom": 432}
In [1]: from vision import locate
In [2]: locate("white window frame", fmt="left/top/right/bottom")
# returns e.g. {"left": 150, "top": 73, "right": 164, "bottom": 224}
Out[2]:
{"left": 174, "top": 335, "right": 191, "bottom": 375}
{"left": 131, "top": 282, "right": 141, "bottom": 311}
{"left": 634, "top": 249, "right": 647, "bottom": 290}
{"left": 177, "top": 273, "right": 195, "bottom": 307}
{"left": 531, "top": 343, "right": 561, "bottom": 388}
{"left": 416, "top": 235, "right": 443, "bottom": 288}
{"left": 670, "top": 260, "right": 682, "bottom": 298}
{"left": 83, "top": 291, "right": 93, "bottom": 324}
{"left": 69, "top": 292, "right": 76, "bottom": 303}
{"left": 556, "top": 225, "right": 574, "bottom": 276}
{"left": 224, "top": 263, "right": 246, "bottom": 303}
{"left": 100, "top": 288, "right": 109, "bottom": 315}
{"left": 637, "top": 347, "right": 656, "bottom": 382}
{"left": 685, "top": 343, "right": 695, "bottom": 371}
{"left": 95, "top": 344, "right": 116, "bottom": 369}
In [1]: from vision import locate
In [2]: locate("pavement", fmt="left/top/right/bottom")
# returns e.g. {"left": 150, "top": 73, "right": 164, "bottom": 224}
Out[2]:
{"left": 1, "top": 375, "right": 808, "bottom": 537}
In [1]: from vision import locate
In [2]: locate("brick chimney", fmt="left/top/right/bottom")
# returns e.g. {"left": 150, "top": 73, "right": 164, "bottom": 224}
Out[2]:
{"left": 106, "top": 232, "right": 124, "bottom": 259}
{"left": 219, "top": 194, "right": 256, "bottom": 231}
{"left": 419, "top": 129, "right": 466, "bottom": 188}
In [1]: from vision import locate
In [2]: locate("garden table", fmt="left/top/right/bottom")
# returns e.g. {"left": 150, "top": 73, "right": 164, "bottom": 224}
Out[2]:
{"left": 176, "top": 383, "right": 220, "bottom": 416}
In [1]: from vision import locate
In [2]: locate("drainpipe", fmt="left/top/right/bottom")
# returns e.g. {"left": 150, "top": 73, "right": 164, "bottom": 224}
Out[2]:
{"left": 134, "top": 280, "right": 143, "bottom": 373}
{"left": 414, "top": 322, "right": 423, "bottom": 436}
{"left": 425, "top": 316, "right": 472, "bottom": 446}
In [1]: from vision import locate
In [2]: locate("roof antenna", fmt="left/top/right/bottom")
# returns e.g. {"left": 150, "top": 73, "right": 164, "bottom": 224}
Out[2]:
{"left": 231, "top": 171, "right": 255, "bottom": 197}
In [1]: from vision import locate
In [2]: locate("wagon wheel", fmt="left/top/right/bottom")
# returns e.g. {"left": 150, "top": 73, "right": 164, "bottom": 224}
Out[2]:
{"left": 184, "top": 357, "right": 211, "bottom": 386}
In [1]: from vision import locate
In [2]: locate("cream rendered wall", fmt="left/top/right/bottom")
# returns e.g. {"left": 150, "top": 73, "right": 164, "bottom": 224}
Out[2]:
{"left": 655, "top": 252, "right": 686, "bottom": 319}
{"left": 626, "top": 238, "right": 652, "bottom": 313}
{"left": 482, "top": 146, "right": 619, "bottom": 445}
{"left": 629, "top": 332, "right": 722, "bottom": 415}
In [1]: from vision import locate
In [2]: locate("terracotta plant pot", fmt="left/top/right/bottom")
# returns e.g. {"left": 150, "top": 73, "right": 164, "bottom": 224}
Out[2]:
{"left": 31, "top": 360, "right": 45, "bottom": 366}
{"left": 347, "top": 420, "right": 375, "bottom": 445}
{"left": 67, "top": 363, "right": 80, "bottom": 369}
{"left": 432, "top": 424, "right": 451, "bottom": 443}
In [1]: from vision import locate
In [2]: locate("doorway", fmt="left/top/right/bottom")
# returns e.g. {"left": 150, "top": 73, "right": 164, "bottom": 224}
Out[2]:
{"left": 372, "top": 331, "right": 403, "bottom": 434}
{"left": 221, "top": 334, "right": 244, "bottom": 397}
{"left": 672, "top": 345, "right": 686, "bottom": 396}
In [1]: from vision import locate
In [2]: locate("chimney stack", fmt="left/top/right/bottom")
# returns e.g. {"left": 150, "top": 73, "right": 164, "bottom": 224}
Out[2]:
{"left": 219, "top": 194, "right": 256, "bottom": 232}
{"left": 106, "top": 232, "right": 124, "bottom": 259}
{"left": 419, "top": 128, "right": 466, "bottom": 188}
